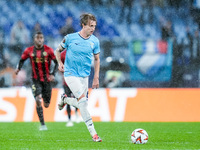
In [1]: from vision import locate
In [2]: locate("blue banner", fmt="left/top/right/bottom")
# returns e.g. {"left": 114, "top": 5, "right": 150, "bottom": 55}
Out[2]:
{"left": 129, "top": 40, "right": 173, "bottom": 81}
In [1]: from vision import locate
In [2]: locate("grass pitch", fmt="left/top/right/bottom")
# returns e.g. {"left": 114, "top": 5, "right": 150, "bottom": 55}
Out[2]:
{"left": 0, "top": 122, "right": 199, "bottom": 150}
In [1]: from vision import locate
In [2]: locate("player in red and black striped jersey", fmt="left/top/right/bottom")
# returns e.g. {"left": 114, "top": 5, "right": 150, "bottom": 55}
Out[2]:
{"left": 61, "top": 50, "right": 79, "bottom": 127}
{"left": 15, "top": 31, "right": 58, "bottom": 130}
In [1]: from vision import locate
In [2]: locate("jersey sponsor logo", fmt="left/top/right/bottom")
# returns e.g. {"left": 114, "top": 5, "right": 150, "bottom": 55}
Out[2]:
{"left": 35, "top": 58, "right": 48, "bottom": 63}
{"left": 43, "top": 52, "right": 47, "bottom": 56}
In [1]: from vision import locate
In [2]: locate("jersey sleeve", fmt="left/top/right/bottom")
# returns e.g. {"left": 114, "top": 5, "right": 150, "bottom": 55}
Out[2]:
{"left": 21, "top": 48, "right": 30, "bottom": 60}
{"left": 49, "top": 47, "right": 56, "bottom": 60}
{"left": 60, "top": 35, "right": 69, "bottom": 49}
{"left": 93, "top": 38, "right": 100, "bottom": 54}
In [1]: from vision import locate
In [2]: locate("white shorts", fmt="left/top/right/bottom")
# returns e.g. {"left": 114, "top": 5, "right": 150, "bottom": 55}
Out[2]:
{"left": 64, "top": 76, "right": 88, "bottom": 99}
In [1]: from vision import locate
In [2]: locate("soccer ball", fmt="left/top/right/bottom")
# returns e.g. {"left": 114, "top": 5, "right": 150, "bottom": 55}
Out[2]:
{"left": 131, "top": 128, "right": 148, "bottom": 144}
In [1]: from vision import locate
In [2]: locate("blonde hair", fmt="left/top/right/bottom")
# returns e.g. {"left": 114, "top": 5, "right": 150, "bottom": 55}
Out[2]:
{"left": 80, "top": 13, "right": 97, "bottom": 27}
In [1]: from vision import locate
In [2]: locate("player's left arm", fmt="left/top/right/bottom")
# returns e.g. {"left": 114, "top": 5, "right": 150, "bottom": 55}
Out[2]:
{"left": 49, "top": 58, "right": 58, "bottom": 82}
{"left": 49, "top": 48, "right": 58, "bottom": 82}
{"left": 92, "top": 53, "right": 100, "bottom": 89}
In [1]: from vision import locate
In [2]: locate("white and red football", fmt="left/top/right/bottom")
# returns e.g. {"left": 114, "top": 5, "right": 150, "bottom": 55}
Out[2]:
{"left": 131, "top": 128, "right": 148, "bottom": 144}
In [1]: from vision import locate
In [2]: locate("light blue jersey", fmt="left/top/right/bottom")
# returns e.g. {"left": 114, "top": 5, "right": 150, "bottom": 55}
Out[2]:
{"left": 60, "top": 32, "right": 100, "bottom": 77}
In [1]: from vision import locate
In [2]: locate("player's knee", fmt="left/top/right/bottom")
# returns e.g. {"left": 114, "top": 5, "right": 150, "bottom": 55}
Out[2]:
{"left": 35, "top": 95, "right": 42, "bottom": 106}
{"left": 78, "top": 94, "right": 85, "bottom": 101}
{"left": 78, "top": 97, "right": 88, "bottom": 107}
{"left": 36, "top": 95, "right": 42, "bottom": 100}
{"left": 43, "top": 103, "right": 49, "bottom": 108}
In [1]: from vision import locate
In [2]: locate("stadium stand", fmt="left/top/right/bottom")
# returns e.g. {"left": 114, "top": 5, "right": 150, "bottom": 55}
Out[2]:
{"left": 0, "top": 0, "right": 199, "bottom": 87}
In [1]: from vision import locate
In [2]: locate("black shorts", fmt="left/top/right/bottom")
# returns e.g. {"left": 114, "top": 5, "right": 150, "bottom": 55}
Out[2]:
{"left": 31, "top": 79, "right": 52, "bottom": 103}
{"left": 63, "top": 84, "right": 73, "bottom": 97}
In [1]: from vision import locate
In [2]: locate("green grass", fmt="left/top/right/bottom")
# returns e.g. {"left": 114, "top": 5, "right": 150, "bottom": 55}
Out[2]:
{"left": 0, "top": 122, "right": 200, "bottom": 150}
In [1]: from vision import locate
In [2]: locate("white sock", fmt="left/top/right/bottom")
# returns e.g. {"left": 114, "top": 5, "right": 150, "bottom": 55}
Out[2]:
{"left": 75, "top": 111, "right": 78, "bottom": 118}
{"left": 64, "top": 97, "right": 79, "bottom": 108}
{"left": 78, "top": 97, "right": 97, "bottom": 137}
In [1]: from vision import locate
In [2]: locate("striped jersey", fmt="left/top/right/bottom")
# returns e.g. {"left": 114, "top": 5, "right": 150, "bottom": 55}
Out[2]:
{"left": 20, "top": 45, "right": 56, "bottom": 82}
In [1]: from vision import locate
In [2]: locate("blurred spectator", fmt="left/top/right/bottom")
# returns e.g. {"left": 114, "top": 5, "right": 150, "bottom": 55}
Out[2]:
{"left": 192, "top": 29, "right": 200, "bottom": 66}
{"left": 184, "top": 28, "right": 200, "bottom": 66}
{"left": 153, "top": 0, "right": 165, "bottom": 8}
{"left": 167, "top": 0, "right": 181, "bottom": 9}
{"left": 34, "top": 0, "right": 44, "bottom": 5}
{"left": 161, "top": 20, "right": 174, "bottom": 41}
{"left": 103, "top": 76, "right": 118, "bottom": 88}
{"left": 139, "top": 0, "right": 154, "bottom": 24}
{"left": 146, "top": 0, "right": 154, "bottom": 24}
{"left": 59, "top": 17, "right": 75, "bottom": 37}
{"left": 103, "top": 70, "right": 125, "bottom": 88}
{"left": 10, "top": 20, "right": 30, "bottom": 55}
{"left": 170, "top": 38, "right": 184, "bottom": 87}
{"left": 31, "top": 22, "right": 42, "bottom": 40}
{"left": 106, "top": 0, "right": 115, "bottom": 6}
{"left": 0, "top": 65, "right": 17, "bottom": 87}
{"left": 90, "top": 0, "right": 103, "bottom": 6}
{"left": 0, "top": 27, "right": 5, "bottom": 69}
{"left": 139, "top": 0, "right": 145, "bottom": 25}
{"left": 185, "top": 26, "right": 193, "bottom": 64}
{"left": 119, "top": 0, "right": 134, "bottom": 24}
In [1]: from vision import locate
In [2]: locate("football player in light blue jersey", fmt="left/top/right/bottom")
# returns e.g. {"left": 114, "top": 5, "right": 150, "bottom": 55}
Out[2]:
{"left": 61, "top": 31, "right": 100, "bottom": 77}
{"left": 55, "top": 13, "right": 102, "bottom": 142}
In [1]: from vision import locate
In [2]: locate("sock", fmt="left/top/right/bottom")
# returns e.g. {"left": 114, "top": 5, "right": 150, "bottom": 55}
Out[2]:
{"left": 78, "top": 97, "right": 97, "bottom": 137}
{"left": 64, "top": 97, "right": 79, "bottom": 108}
{"left": 66, "top": 105, "right": 71, "bottom": 120}
{"left": 75, "top": 108, "right": 79, "bottom": 118}
{"left": 36, "top": 106, "right": 45, "bottom": 125}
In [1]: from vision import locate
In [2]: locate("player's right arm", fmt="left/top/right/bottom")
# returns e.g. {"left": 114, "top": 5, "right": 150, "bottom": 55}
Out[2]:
{"left": 15, "top": 48, "right": 29, "bottom": 75}
{"left": 15, "top": 59, "right": 25, "bottom": 75}
{"left": 55, "top": 44, "right": 65, "bottom": 72}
